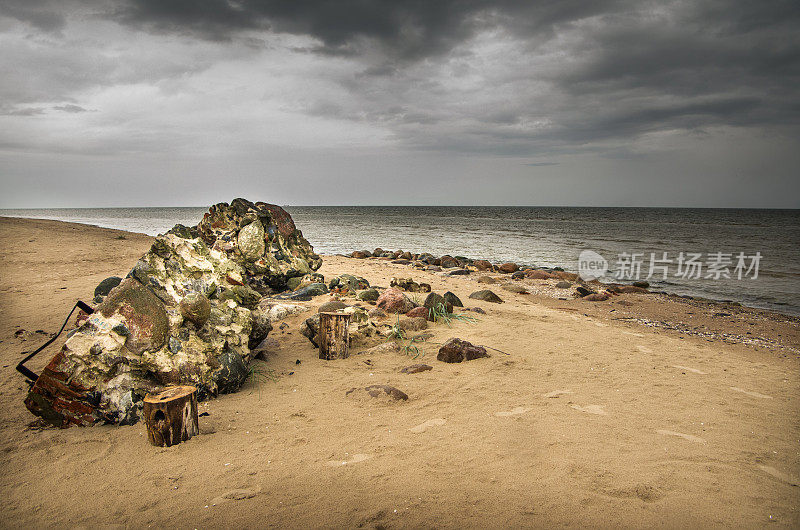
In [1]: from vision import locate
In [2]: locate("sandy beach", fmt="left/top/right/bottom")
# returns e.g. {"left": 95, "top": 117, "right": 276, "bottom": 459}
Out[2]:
{"left": 0, "top": 216, "right": 798, "bottom": 528}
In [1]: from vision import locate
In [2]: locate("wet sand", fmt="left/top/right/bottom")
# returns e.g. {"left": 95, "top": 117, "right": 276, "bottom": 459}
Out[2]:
{"left": 1, "top": 217, "right": 798, "bottom": 528}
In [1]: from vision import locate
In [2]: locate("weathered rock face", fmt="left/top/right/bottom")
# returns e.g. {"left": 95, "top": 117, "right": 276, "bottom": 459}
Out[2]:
{"left": 437, "top": 338, "right": 489, "bottom": 363}
{"left": 25, "top": 198, "right": 321, "bottom": 427}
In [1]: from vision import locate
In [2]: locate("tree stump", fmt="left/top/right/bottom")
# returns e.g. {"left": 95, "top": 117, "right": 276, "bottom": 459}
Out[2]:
{"left": 143, "top": 385, "right": 199, "bottom": 447}
{"left": 318, "top": 312, "right": 351, "bottom": 360}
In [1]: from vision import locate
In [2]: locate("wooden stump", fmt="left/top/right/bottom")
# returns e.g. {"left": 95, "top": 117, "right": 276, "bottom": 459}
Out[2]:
{"left": 143, "top": 385, "right": 199, "bottom": 447}
{"left": 319, "top": 312, "right": 351, "bottom": 360}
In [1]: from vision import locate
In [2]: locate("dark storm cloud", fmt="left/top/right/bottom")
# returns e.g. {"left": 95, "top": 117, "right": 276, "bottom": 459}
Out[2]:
{"left": 110, "top": 0, "right": 800, "bottom": 155}
{"left": 117, "top": 0, "right": 623, "bottom": 59}
{"left": 0, "top": 0, "right": 66, "bottom": 32}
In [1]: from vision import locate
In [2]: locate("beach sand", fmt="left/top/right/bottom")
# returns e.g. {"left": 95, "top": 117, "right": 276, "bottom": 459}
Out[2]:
{"left": 1, "top": 217, "right": 798, "bottom": 528}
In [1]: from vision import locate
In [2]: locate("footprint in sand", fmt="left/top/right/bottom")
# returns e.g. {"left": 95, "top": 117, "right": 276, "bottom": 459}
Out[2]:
{"left": 570, "top": 404, "right": 607, "bottom": 415}
{"left": 637, "top": 345, "right": 653, "bottom": 353}
{"left": 211, "top": 487, "right": 261, "bottom": 504}
{"left": 494, "top": 407, "right": 529, "bottom": 417}
{"left": 672, "top": 365, "right": 707, "bottom": 374}
{"left": 409, "top": 418, "right": 446, "bottom": 433}
{"left": 657, "top": 429, "right": 706, "bottom": 443}
{"left": 758, "top": 465, "right": 800, "bottom": 486}
{"left": 542, "top": 390, "right": 573, "bottom": 398}
{"left": 730, "top": 387, "right": 773, "bottom": 399}
{"left": 327, "top": 453, "right": 371, "bottom": 467}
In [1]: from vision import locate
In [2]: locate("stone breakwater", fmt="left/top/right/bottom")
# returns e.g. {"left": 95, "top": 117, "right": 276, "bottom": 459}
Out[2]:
{"left": 25, "top": 199, "right": 321, "bottom": 427}
{"left": 346, "top": 248, "right": 650, "bottom": 301}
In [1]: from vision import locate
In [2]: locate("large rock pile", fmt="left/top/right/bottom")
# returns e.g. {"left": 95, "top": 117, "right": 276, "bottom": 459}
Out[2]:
{"left": 25, "top": 199, "right": 321, "bottom": 427}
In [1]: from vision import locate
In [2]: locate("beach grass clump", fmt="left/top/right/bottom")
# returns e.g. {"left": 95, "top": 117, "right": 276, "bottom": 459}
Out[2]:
{"left": 428, "top": 302, "right": 478, "bottom": 326}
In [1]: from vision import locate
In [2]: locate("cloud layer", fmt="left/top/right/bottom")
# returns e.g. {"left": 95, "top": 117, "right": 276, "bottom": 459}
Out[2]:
{"left": 0, "top": 0, "right": 798, "bottom": 207}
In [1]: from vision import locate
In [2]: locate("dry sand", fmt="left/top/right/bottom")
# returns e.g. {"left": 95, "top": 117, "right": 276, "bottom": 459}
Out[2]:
{"left": 0, "top": 216, "right": 798, "bottom": 528}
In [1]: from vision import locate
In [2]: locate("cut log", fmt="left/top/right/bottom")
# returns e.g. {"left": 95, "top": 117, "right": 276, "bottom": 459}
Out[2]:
{"left": 318, "top": 311, "right": 351, "bottom": 360}
{"left": 143, "top": 385, "right": 199, "bottom": 447}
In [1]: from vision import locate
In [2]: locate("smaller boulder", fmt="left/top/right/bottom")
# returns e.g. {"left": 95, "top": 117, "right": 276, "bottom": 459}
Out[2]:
{"left": 94, "top": 276, "right": 122, "bottom": 298}
{"left": 474, "top": 260, "right": 492, "bottom": 271}
{"left": 525, "top": 269, "right": 553, "bottom": 280}
{"left": 498, "top": 262, "right": 518, "bottom": 273}
{"left": 501, "top": 283, "right": 529, "bottom": 294}
{"left": 368, "top": 307, "right": 388, "bottom": 319}
{"left": 318, "top": 300, "right": 349, "bottom": 313}
{"left": 477, "top": 276, "right": 498, "bottom": 284}
{"left": 356, "top": 288, "right": 380, "bottom": 302}
{"left": 400, "top": 364, "right": 433, "bottom": 374}
{"left": 437, "top": 338, "right": 489, "bottom": 363}
{"left": 443, "top": 291, "right": 463, "bottom": 308}
{"left": 555, "top": 281, "right": 572, "bottom": 289}
{"left": 397, "top": 317, "right": 428, "bottom": 332}
{"left": 424, "top": 292, "right": 453, "bottom": 314}
{"left": 346, "top": 385, "right": 408, "bottom": 401}
{"left": 376, "top": 288, "right": 416, "bottom": 314}
{"left": 405, "top": 306, "right": 429, "bottom": 319}
{"left": 469, "top": 290, "right": 504, "bottom": 303}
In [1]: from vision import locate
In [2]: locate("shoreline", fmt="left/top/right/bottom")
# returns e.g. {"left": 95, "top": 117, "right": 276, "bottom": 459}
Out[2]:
{"left": 2, "top": 214, "right": 797, "bottom": 320}
{"left": 1, "top": 216, "right": 798, "bottom": 527}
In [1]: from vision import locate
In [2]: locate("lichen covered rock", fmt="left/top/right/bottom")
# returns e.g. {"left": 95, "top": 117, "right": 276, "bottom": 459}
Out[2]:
{"left": 25, "top": 198, "right": 321, "bottom": 427}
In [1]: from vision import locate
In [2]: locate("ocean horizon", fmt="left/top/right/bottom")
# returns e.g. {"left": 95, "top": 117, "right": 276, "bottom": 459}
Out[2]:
{"left": 2, "top": 205, "right": 798, "bottom": 316}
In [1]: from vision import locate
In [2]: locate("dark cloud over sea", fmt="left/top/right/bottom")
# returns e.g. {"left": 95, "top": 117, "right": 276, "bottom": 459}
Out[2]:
{"left": 0, "top": 0, "right": 798, "bottom": 207}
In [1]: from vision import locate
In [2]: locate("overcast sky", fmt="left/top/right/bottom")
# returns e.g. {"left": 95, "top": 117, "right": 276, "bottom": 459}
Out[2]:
{"left": 1, "top": 0, "right": 798, "bottom": 208}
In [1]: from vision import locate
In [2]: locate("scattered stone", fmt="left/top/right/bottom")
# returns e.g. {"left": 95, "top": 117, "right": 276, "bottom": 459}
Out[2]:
{"left": 511, "top": 271, "right": 525, "bottom": 280}
{"left": 437, "top": 338, "right": 489, "bottom": 363}
{"left": 397, "top": 317, "right": 428, "bottom": 332}
{"left": 94, "top": 276, "right": 122, "bottom": 298}
{"left": 555, "top": 281, "right": 572, "bottom": 289}
{"left": 376, "top": 288, "right": 417, "bottom": 314}
{"left": 425, "top": 265, "right": 442, "bottom": 272}
{"left": 633, "top": 280, "right": 650, "bottom": 288}
{"left": 276, "top": 282, "right": 328, "bottom": 301}
{"left": 399, "top": 251, "right": 412, "bottom": 260}
{"left": 447, "top": 269, "right": 470, "bottom": 276}
{"left": 501, "top": 283, "right": 529, "bottom": 294}
{"left": 318, "top": 300, "right": 349, "bottom": 313}
{"left": 400, "top": 364, "right": 433, "bottom": 374}
{"left": 469, "top": 290, "right": 504, "bottom": 303}
{"left": 474, "top": 260, "right": 492, "bottom": 271}
{"left": 525, "top": 269, "right": 553, "bottom": 280}
{"left": 355, "top": 288, "right": 380, "bottom": 302}
{"left": 439, "top": 256, "right": 461, "bottom": 268}
{"left": 443, "top": 291, "right": 463, "bottom": 308}
{"left": 359, "top": 342, "right": 403, "bottom": 355}
{"left": 329, "top": 274, "right": 370, "bottom": 293}
{"left": 405, "top": 306, "right": 429, "bottom": 319}
{"left": 616, "top": 300, "right": 634, "bottom": 306}
{"left": 576, "top": 286, "right": 595, "bottom": 297}
{"left": 390, "top": 277, "right": 429, "bottom": 292}
{"left": 464, "top": 307, "right": 486, "bottom": 314}
{"left": 424, "top": 292, "right": 453, "bottom": 314}
{"left": 368, "top": 307, "right": 388, "bottom": 319}
{"left": 498, "top": 262, "right": 518, "bottom": 273}
{"left": 351, "top": 251, "right": 368, "bottom": 259}
{"left": 362, "top": 385, "right": 408, "bottom": 401}
{"left": 477, "top": 275, "right": 498, "bottom": 284}
{"left": 583, "top": 292, "right": 610, "bottom": 301}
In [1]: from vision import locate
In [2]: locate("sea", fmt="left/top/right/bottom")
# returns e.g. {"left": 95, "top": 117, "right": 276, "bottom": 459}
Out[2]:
{"left": 1, "top": 206, "right": 798, "bottom": 316}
